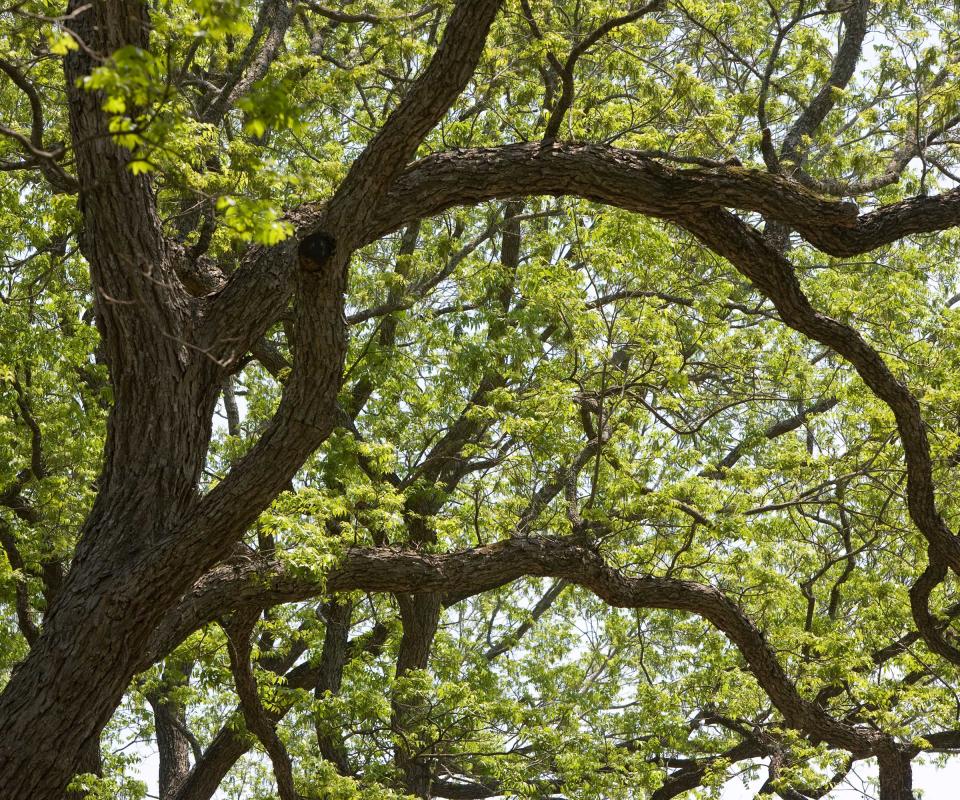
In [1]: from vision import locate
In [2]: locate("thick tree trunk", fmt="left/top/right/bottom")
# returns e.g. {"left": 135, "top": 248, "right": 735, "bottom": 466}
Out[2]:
{"left": 0, "top": 373, "right": 220, "bottom": 798}
{"left": 0, "top": 0, "right": 227, "bottom": 792}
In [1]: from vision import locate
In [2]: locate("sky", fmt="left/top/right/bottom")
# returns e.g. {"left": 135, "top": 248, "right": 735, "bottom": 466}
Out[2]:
{"left": 134, "top": 745, "right": 959, "bottom": 799}
{"left": 720, "top": 756, "right": 960, "bottom": 799}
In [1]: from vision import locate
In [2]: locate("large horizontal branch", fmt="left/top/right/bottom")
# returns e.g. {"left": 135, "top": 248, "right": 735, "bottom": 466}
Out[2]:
{"left": 360, "top": 142, "right": 960, "bottom": 257}
{"left": 208, "top": 140, "right": 960, "bottom": 372}
{"left": 148, "top": 536, "right": 883, "bottom": 757}
{"left": 184, "top": 138, "right": 960, "bottom": 659}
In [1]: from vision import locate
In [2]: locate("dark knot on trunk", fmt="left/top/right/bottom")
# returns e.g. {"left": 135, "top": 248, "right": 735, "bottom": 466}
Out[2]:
{"left": 299, "top": 231, "right": 337, "bottom": 272}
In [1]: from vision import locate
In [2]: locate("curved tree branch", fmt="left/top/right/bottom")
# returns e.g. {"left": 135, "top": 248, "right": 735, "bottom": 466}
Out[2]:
{"left": 368, "top": 142, "right": 960, "bottom": 258}
{"left": 150, "top": 536, "right": 886, "bottom": 757}
{"left": 779, "top": 1, "right": 870, "bottom": 170}
{"left": 223, "top": 609, "right": 299, "bottom": 800}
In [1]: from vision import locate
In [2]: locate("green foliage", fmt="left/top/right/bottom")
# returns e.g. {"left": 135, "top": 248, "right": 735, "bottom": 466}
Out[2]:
{"left": 5, "top": 0, "right": 960, "bottom": 797}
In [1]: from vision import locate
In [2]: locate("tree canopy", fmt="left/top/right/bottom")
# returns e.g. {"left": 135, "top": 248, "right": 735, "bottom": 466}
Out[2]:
{"left": 2, "top": 1, "right": 960, "bottom": 798}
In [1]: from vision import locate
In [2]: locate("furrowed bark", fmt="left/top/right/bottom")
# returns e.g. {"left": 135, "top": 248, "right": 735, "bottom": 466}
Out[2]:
{"left": 366, "top": 143, "right": 960, "bottom": 258}
{"left": 0, "top": 1, "right": 223, "bottom": 795}
{"left": 0, "top": 4, "right": 507, "bottom": 796}
{"left": 2, "top": 0, "right": 955, "bottom": 792}
{"left": 877, "top": 745, "right": 915, "bottom": 800}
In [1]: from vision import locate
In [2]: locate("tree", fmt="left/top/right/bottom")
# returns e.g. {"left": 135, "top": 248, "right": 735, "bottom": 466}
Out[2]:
{"left": 2, "top": 0, "right": 960, "bottom": 797}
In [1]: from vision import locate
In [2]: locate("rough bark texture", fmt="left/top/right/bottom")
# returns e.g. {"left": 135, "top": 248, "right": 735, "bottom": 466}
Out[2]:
{"left": 6, "top": 0, "right": 960, "bottom": 797}
{"left": 0, "top": 2, "right": 504, "bottom": 797}
{"left": 0, "top": 1, "right": 222, "bottom": 793}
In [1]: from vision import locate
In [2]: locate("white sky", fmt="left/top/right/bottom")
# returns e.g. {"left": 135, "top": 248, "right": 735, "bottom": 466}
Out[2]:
{"left": 721, "top": 756, "right": 960, "bottom": 799}
{"left": 135, "top": 745, "right": 959, "bottom": 799}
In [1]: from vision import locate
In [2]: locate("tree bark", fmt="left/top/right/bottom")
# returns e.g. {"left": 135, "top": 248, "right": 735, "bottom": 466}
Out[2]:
{"left": 3, "top": 1, "right": 956, "bottom": 796}
{"left": 0, "top": 2, "right": 222, "bottom": 795}
{"left": 0, "top": 1, "right": 503, "bottom": 795}
{"left": 878, "top": 746, "right": 915, "bottom": 800}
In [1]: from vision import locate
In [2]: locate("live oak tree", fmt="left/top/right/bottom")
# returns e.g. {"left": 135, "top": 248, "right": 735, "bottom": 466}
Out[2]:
{"left": 4, "top": 1, "right": 960, "bottom": 799}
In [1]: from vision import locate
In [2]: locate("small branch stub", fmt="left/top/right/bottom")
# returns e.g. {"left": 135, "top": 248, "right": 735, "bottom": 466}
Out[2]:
{"left": 298, "top": 231, "right": 337, "bottom": 273}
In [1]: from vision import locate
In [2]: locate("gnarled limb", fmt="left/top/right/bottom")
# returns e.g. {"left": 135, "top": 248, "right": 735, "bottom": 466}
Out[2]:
{"left": 369, "top": 143, "right": 960, "bottom": 258}
{"left": 223, "top": 609, "right": 299, "bottom": 800}
{"left": 909, "top": 556, "right": 960, "bottom": 666}
{"left": 675, "top": 209, "right": 960, "bottom": 578}
{"left": 145, "top": 536, "right": 884, "bottom": 754}
{"left": 779, "top": 1, "right": 870, "bottom": 170}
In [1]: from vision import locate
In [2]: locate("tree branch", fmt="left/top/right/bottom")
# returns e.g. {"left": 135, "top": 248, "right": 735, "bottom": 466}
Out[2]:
{"left": 0, "top": 56, "right": 78, "bottom": 193}
{"left": 222, "top": 610, "right": 299, "bottom": 800}
{"left": 200, "top": 0, "right": 296, "bottom": 125}
{"left": 368, "top": 142, "right": 960, "bottom": 258}
{"left": 541, "top": 1, "right": 663, "bottom": 141}
{"left": 779, "top": 1, "right": 870, "bottom": 170}
{"left": 323, "top": 0, "right": 504, "bottom": 245}
{"left": 676, "top": 208, "right": 960, "bottom": 580}
{"left": 151, "top": 536, "right": 886, "bottom": 756}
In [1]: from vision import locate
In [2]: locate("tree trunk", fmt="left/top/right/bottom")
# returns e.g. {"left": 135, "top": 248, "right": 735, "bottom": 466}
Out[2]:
{"left": 0, "top": 0, "right": 228, "bottom": 792}
{"left": 878, "top": 747, "right": 915, "bottom": 800}
{"left": 0, "top": 373, "right": 221, "bottom": 798}
{"left": 393, "top": 593, "right": 442, "bottom": 798}
{"left": 149, "top": 659, "right": 197, "bottom": 800}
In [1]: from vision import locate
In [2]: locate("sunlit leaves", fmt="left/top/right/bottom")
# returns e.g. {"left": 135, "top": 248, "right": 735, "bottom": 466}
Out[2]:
{"left": 6, "top": 0, "right": 960, "bottom": 796}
